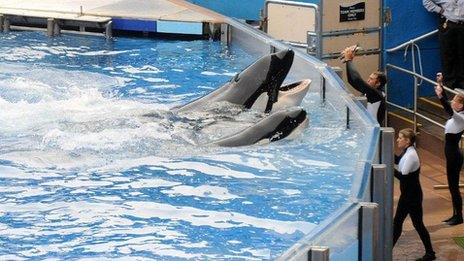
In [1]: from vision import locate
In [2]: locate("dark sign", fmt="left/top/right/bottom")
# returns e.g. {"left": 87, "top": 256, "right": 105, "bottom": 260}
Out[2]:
{"left": 340, "top": 2, "right": 366, "bottom": 22}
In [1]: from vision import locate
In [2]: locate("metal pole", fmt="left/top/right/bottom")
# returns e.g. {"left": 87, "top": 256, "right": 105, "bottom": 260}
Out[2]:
{"left": 385, "top": 69, "right": 389, "bottom": 125}
{"left": 359, "top": 202, "right": 379, "bottom": 261}
{"left": 380, "top": 127, "right": 395, "bottom": 261}
{"left": 321, "top": 76, "right": 326, "bottom": 103}
{"left": 53, "top": 20, "right": 61, "bottom": 36}
{"left": 3, "top": 16, "right": 10, "bottom": 32}
{"left": 220, "top": 23, "right": 230, "bottom": 44}
{"left": 47, "top": 18, "right": 54, "bottom": 37}
{"left": 346, "top": 106, "right": 350, "bottom": 129}
{"left": 411, "top": 45, "right": 418, "bottom": 133}
{"left": 386, "top": 30, "right": 438, "bottom": 53}
{"left": 371, "top": 164, "right": 387, "bottom": 261}
{"left": 0, "top": 14, "right": 4, "bottom": 32}
{"left": 309, "top": 246, "right": 330, "bottom": 261}
{"left": 386, "top": 63, "right": 460, "bottom": 95}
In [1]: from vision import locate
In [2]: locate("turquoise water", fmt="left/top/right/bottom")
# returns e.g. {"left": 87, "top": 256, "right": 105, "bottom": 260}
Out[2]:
{"left": 0, "top": 32, "right": 365, "bottom": 260}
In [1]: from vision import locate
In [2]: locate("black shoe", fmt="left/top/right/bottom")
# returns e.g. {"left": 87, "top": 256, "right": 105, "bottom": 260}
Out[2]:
{"left": 415, "top": 252, "right": 436, "bottom": 261}
{"left": 446, "top": 216, "right": 463, "bottom": 226}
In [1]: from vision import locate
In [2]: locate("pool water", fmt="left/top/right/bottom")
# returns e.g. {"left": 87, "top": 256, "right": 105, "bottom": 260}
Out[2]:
{"left": 0, "top": 32, "right": 366, "bottom": 260}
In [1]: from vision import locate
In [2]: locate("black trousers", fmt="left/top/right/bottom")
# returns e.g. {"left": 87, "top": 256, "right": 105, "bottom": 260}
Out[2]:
{"left": 393, "top": 197, "right": 434, "bottom": 254}
{"left": 439, "top": 19, "right": 464, "bottom": 89}
{"left": 445, "top": 133, "right": 463, "bottom": 217}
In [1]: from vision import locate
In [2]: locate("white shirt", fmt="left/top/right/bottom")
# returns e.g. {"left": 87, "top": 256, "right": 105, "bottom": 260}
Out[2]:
{"left": 445, "top": 110, "right": 464, "bottom": 134}
{"left": 397, "top": 146, "right": 420, "bottom": 175}
{"left": 423, "top": 0, "right": 464, "bottom": 22}
{"left": 367, "top": 100, "right": 382, "bottom": 121}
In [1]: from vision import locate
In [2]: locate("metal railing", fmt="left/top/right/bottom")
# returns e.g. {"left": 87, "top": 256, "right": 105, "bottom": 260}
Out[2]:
{"left": 385, "top": 29, "right": 460, "bottom": 132}
{"left": 386, "top": 30, "right": 464, "bottom": 192}
{"left": 385, "top": 64, "right": 461, "bottom": 129}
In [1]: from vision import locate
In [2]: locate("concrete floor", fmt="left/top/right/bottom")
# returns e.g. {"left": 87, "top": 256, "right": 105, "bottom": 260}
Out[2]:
{"left": 393, "top": 147, "right": 464, "bottom": 260}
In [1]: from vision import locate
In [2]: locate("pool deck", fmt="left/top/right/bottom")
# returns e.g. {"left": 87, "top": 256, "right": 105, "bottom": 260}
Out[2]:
{"left": 393, "top": 147, "right": 464, "bottom": 260}
{"left": 0, "top": 0, "right": 225, "bottom": 36}
{"left": 0, "top": 0, "right": 224, "bottom": 23}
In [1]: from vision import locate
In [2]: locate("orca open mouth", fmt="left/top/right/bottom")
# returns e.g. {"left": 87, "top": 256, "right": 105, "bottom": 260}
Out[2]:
{"left": 279, "top": 79, "right": 311, "bottom": 94}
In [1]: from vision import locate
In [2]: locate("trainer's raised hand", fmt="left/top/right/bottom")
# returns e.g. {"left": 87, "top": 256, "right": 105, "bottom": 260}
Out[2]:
{"left": 341, "top": 45, "right": 357, "bottom": 62}
{"left": 435, "top": 72, "right": 444, "bottom": 98}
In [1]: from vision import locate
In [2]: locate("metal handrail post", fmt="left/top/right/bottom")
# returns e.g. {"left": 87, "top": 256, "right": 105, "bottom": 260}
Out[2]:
{"left": 411, "top": 45, "right": 418, "bottom": 133}
{"left": 386, "top": 30, "right": 438, "bottom": 53}
{"left": 385, "top": 69, "right": 389, "bottom": 125}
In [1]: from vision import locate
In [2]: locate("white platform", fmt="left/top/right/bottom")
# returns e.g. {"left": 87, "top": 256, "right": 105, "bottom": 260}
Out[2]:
{"left": 0, "top": 0, "right": 224, "bottom": 23}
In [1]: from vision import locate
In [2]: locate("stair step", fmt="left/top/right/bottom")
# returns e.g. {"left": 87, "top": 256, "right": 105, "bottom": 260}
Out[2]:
{"left": 387, "top": 109, "right": 445, "bottom": 159}
{"left": 417, "top": 96, "right": 448, "bottom": 122}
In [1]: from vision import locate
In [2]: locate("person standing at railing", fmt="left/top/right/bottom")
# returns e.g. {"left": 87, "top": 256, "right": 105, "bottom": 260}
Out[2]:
{"left": 423, "top": 0, "right": 464, "bottom": 89}
{"left": 393, "top": 128, "right": 436, "bottom": 261}
{"left": 435, "top": 72, "right": 464, "bottom": 226}
{"left": 341, "top": 45, "right": 386, "bottom": 125}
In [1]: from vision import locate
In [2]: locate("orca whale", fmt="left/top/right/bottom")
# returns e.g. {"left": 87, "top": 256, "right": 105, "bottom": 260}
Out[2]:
{"left": 173, "top": 49, "right": 295, "bottom": 113}
{"left": 212, "top": 108, "right": 308, "bottom": 147}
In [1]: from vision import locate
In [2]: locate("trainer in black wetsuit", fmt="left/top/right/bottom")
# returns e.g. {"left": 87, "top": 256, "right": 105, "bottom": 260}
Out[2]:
{"left": 393, "top": 129, "right": 435, "bottom": 261}
{"left": 435, "top": 76, "right": 464, "bottom": 226}
{"left": 342, "top": 45, "right": 386, "bottom": 125}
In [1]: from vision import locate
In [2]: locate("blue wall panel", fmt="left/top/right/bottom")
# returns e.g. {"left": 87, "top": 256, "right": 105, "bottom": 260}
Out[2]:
{"left": 383, "top": 1, "right": 441, "bottom": 107}
{"left": 112, "top": 19, "right": 157, "bottom": 32}
{"left": 157, "top": 21, "right": 203, "bottom": 35}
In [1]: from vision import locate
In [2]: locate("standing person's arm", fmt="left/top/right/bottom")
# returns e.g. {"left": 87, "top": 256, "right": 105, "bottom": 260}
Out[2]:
{"left": 346, "top": 61, "right": 371, "bottom": 94}
{"left": 342, "top": 45, "right": 383, "bottom": 100}
{"left": 423, "top": 0, "right": 444, "bottom": 14}
{"left": 346, "top": 61, "right": 384, "bottom": 102}
{"left": 394, "top": 151, "right": 406, "bottom": 180}
{"left": 343, "top": 45, "right": 370, "bottom": 94}
{"left": 435, "top": 72, "right": 454, "bottom": 116}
